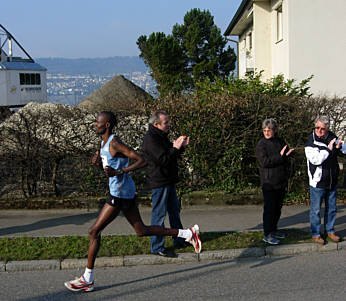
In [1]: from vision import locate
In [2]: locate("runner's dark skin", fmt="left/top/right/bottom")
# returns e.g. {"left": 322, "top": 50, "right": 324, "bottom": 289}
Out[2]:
{"left": 87, "top": 112, "right": 179, "bottom": 269}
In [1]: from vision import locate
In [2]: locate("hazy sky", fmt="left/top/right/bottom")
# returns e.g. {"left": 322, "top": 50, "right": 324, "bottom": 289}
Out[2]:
{"left": 1, "top": 0, "right": 242, "bottom": 59}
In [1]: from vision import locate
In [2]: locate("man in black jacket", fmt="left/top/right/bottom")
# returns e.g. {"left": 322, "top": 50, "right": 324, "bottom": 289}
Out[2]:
{"left": 142, "top": 110, "right": 190, "bottom": 256}
{"left": 305, "top": 115, "right": 344, "bottom": 245}
{"left": 256, "top": 118, "right": 294, "bottom": 245}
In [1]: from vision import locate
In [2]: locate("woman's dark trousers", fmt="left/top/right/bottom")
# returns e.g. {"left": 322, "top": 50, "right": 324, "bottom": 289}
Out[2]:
{"left": 262, "top": 188, "right": 285, "bottom": 236}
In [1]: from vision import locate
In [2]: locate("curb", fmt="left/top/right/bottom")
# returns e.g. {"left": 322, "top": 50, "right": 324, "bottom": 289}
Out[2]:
{"left": 1, "top": 241, "right": 344, "bottom": 272}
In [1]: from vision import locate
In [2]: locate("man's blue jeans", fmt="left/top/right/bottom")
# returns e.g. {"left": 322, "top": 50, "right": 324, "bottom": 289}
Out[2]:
{"left": 309, "top": 186, "right": 337, "bottom": 237}
{"left": 150, "top": 185, "right": 184, "bottom": 254}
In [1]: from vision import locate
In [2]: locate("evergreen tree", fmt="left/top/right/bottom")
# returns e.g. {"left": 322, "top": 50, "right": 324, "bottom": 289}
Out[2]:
{"left": 137, "top": 8, "right": 236, "bottom": 95}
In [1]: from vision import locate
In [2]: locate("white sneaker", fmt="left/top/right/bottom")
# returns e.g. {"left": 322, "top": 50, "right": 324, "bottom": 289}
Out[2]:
{"left": 64, "top": 276, "right": 94, "bottom": 292}
{"left": 187, "top": 224, "right": 202, "bottom": 253}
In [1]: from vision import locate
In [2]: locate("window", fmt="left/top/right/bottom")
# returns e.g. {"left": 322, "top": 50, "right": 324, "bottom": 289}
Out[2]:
{"left": 19, "top": 73, "right": 41, "bottom": 85}
{"left": 276, "top": 5, "right": 283, "bottom": 41}
{"left": 35, "top": 73, "right": 41, "bottom": 85}
{"left": 246, "top": 32, "right": 252, "bottom": 51}
{"left": 25, "top": 73, "right": 30, "bottom": 85}
{"left": 248, "top": 32, "right": 252, "bottom": 50}
{"left": 19, "top": 73, "right": 25, "bottom": 85}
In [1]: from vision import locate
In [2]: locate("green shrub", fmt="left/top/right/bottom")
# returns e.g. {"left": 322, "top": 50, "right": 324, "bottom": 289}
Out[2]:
{"left": 137, "top": 72, "right": 345, "bottom": 195}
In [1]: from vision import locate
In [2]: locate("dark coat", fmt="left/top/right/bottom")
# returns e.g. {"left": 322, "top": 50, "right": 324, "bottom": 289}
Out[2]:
{"left": 142, "top": 124, "right": 183, "bottom": 189}
{"left": 256, "top": 136, "right": 290, "bottom": 190}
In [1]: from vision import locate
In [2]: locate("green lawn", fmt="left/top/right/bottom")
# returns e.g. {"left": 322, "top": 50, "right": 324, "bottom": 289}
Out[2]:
{"left": 0, "top": 229, "right": 313, "bottom": 263}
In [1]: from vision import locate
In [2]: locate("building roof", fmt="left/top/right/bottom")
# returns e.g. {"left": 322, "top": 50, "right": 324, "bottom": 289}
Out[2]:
{"left": 79, "top": 74, "right": 151, "bottom": 112}
{"left": 0, "top": 61, "right": 47, "bottom": 71}
{"left": 224, "top": 0, "right": 252, "bottom": 36}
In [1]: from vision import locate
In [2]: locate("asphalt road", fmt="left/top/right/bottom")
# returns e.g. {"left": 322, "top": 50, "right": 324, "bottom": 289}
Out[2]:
{"left": 1, "top": 205, "right": 346, "bottom": 238}
{"left": 2, "top": 249, "right": 346, "bottom": 301}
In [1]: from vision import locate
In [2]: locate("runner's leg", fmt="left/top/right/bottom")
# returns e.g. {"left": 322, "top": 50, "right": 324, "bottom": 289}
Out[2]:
{"left": 124, "top": 204, "right": 201, "bottom": 253}
{"left": 124, "top": 204, "right": 178, "bottom": 237}
{"left": 87, "top": 203, "right": 121, "bottom": 268}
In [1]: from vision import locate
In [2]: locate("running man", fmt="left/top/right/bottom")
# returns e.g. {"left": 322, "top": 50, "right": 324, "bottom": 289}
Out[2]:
{"left": 64, "top": 111, "right": 201, "bottom": 292}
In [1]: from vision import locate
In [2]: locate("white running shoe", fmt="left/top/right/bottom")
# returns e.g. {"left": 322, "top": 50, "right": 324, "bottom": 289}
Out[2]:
{"left": 187, "top": 224, "right": 202, "bottom": 253}
{"left": 64, "top": 276, "right": 94, "bottom": 292}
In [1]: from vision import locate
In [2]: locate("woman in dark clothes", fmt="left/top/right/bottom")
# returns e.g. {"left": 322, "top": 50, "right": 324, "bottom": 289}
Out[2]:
{"left": 256, "top": 118, "right": 294, "bottom": 244}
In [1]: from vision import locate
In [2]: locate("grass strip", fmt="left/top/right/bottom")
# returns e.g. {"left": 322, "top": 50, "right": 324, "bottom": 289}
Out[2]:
{"left": 0, "top": 229, "right": 312, "bottom": 262}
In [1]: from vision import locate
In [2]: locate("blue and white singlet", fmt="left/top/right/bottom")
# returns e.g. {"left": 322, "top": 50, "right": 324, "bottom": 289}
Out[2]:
{"left": 100, "top": 134, "right": 136, "bottom": 199}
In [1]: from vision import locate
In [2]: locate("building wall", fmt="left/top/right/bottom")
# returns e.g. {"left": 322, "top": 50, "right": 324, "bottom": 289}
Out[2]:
{"left": 0, "top": 72, "right": 8, "bottom": 105}
{"left": 288, "top": 0, "right": 346, "bottom": 97}
{"left": 239, "top": 27, "right": 253, "bottom": 77}
{"left": 271, "top": 0, "right": 289, "bottom": 78}
{"left": 8, "top": 71, "right": 20, "bottom": 105}
{"left": 0, "top": 70, "right": 47, "bottom": 106}
{"left": 253, "top": 1, "right": 272, "bottom": 80}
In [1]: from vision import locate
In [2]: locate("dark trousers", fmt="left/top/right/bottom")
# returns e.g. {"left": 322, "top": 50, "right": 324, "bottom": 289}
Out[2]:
{"left": 262, "top": 188, "right": 285, "bottom": 236}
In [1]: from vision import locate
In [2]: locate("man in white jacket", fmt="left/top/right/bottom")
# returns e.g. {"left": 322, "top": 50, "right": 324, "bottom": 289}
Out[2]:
{"left": 305, "top": 115, "right": 344, "bottom": 245}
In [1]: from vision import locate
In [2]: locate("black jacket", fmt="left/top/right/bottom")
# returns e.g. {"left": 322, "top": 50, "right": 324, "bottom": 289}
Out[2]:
{"left": 256, "top": 136, "right": 290, "bottom": 190}
{"left": 142, "top": 124, "right": 183, "bottom": 189}
{"left": 305, "top": 131, "right": 343, "bottom": 189}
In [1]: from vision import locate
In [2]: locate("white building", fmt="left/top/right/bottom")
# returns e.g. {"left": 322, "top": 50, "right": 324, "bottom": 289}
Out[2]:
{"left": 0, "top": 24, "right": 47, "bottom": 107}
{"left": 224, "top": 0, "right": 346, "bottom": 97}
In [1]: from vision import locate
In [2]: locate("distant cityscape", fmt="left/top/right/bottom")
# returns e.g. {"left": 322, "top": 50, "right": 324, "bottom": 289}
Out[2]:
{"left": 36, "top": 57, "right": 157, "bottom": 105}
{"left": 47, "top": 71, "right": 157, "bottom": 105}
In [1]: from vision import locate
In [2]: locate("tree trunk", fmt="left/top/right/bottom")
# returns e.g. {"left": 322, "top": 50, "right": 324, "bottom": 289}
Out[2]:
{"left": 52, "top": 158, "right": 61, "bottom": 197}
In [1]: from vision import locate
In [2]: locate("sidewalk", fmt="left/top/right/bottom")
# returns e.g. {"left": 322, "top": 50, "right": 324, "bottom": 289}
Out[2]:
{"left": 1, "top": 204, "right": 345, "bottom": 272}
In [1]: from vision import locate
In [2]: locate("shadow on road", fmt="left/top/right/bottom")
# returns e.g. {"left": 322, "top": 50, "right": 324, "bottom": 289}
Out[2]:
{"left": 0, "top": 212, "right": 98, "bottom": 236}
{"left": 250, "top": 205, "right": 346, "bottom": 237}
{"left": 18, "top": 254, "right": 293, "bottom": 301}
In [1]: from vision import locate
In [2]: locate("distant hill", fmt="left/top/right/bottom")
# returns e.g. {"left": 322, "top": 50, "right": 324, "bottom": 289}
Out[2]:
{"left": 36, "top": 56, "right": 148, "bottom": 75}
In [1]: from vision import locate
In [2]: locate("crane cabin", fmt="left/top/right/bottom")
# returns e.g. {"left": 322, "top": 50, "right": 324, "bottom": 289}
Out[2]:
{"left": 0, "top": 24, "right": 47, "bottom": 107}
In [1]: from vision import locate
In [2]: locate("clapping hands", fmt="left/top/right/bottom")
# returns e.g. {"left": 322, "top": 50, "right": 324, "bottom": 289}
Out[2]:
{"left": 173, "top": 136, "right": 190, "bottom": 149}
{"left": 280, "top": 145, "right": 295, "bottom": 156}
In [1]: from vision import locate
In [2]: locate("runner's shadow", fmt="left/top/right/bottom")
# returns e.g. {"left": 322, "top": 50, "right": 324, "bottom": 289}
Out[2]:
{"left": 93, "top": 255, "right": 292, "bottom": 298}
{"left": 17, "top": 250, "right": 292, "bottom": 300}
{"left": 0, "top": 212, "right": 97, "bottom": 236}
{"left": 17, "top": 254, "right": 294, "bottom": 300}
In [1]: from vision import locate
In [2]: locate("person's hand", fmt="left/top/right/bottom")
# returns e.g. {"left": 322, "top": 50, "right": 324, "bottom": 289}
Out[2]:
{"left": 280, "top": 145, "right": 294, "bottom": 156}
{"left": 336, "top": 136, "right": 343, "bottom": 149}
{"left": 286, "top": 148, "right": 295, "bottom": 156}
{"left": 328, "top": 138, "right": 336, "bottom": 151}
{"left": 182, "top": 136, "right": 190, "bottom": 148}
{"left": 280, "top": 145, "right": 287, "bottom": 156}
{"left": 104, "top": 166, "right": 116, "bottom": 177}
{"left": 91, "top": 151, "right": 101, "bottom": 165}
{"left": 173, "top": 136, "right": 186, "bottom": 149}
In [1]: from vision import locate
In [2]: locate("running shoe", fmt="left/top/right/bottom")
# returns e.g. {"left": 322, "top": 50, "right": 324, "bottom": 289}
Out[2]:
{"left": 64, "top": 276, "right": 94, "bottom": 292}
{"left": 262, "top": 234, "right": 280, "bottom": 245}
{"left": 187, "top": 224, "right": 202, "bottom": 253}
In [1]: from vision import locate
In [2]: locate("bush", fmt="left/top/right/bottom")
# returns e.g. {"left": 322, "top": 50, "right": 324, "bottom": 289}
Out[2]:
{"left": 137, "top": 73, "right": 345, "bottom": 195}
{"left": 0, "top": 74, "right": 344, "bottom": 200}
{"left": 0, "top": 103, "right": 147, "bottom": 198}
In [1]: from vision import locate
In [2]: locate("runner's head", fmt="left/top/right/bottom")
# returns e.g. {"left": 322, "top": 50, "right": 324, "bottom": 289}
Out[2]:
{"left": 95, "top": 111, "right": 117, "bottom": 135}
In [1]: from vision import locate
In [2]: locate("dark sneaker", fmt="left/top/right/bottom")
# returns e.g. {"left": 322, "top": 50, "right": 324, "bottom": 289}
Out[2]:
{"left": 187, "top": 224, "right": 202, "bottom": 253}
{"left": 64, "top": 276, "right": 94, "bottom": 292}
{"left": 272, "top": 231, "right": 286, "bottom": 239}
{"left": 155, "top": 249, "right": 178, "bottom": 258}
{"left": 263, "top": 234, "right": 280, "bottom": 245}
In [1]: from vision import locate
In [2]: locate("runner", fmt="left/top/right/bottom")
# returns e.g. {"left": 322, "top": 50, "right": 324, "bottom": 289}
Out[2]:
{"left": 64, "top": 111, "right": 201, "bottom": 292}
